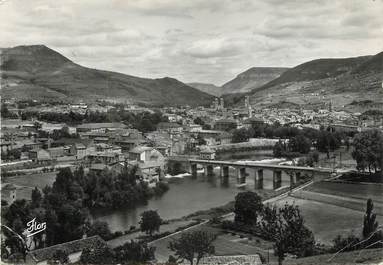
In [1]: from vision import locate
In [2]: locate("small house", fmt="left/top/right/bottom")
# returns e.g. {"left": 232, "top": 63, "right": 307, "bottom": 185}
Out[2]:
{"left": 199, "top": 148, "right": 216, "bottom": 160}
{"left": 29, "top": 149, "right": 51, "bottom": 163}
{"left": 70, "top": 143, "right": 87, "bottom": 160}
{"left": 46, "top": 146, "right": 65, "bottom": 159}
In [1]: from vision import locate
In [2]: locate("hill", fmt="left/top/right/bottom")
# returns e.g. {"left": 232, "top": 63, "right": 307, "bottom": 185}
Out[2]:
{"left": 0, "top": 45, "right": 214, "bottom": 106}
{"left": 243, "top": 53, "right": 383, "bottom": 111}
{"left": 257, "top": 56, "right": 372, "bottom": 91}
{"left": 221, "top": 67, "right": 288, "bottom": 94}
{"left": 187, "top": 82, "right": 223, "bottom": 96}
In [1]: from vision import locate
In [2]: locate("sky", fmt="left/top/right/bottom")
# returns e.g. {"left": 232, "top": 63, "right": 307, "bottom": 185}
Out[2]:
{"left": 0, "top": 0, "right": 382, "bottom": 85}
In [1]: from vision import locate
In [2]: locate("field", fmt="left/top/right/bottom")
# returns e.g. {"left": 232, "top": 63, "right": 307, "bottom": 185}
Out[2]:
{"left": 306, "top": 181, "right": 383, "bottom": 204}
{"left": 3, "top": 171, "right": 57, "bottom": 200}
{"left": 149, "top": 223, "right": 274, "bottom": 263}
{"left": 273, "top": 196, "right": 383, "bottom": 245}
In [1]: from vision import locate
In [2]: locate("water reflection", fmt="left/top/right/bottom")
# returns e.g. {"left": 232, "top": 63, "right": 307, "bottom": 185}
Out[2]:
{"left": 92, "top": 158, "right": 291, "bottom": 232}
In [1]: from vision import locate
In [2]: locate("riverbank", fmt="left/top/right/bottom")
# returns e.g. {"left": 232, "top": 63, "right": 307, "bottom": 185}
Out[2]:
{"left": 107, "top": 183, "right": 294, "bottom": 249}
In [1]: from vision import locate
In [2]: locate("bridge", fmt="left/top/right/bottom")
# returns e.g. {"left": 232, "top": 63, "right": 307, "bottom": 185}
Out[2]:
{"left": 188, "top": 159, "right": 334, "bottom": 190}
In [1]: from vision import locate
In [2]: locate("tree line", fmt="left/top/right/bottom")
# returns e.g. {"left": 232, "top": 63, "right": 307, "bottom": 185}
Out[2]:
{"left": 231, "top": 123, "right": 345, "bottom": 157}
{"left": 1, "top": 166, "right": 169, "bottom": 262}
{"left": 20, "top": 108, "right": 169, "bottom": 133}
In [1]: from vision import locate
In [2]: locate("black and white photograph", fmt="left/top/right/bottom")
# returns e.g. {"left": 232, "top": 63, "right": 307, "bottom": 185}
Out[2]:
{"left": 0, "top": 0, "right": 382, "bottom": 264}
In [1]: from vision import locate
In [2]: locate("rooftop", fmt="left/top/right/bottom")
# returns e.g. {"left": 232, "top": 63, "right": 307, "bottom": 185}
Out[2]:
{"left": 129, "top": 146, "right": 154, "bottom": 154}
{"left": 73, "top": 143, "right": 87, "bottom": 149}
{"left": 27, "top": 236, "right": 105, "bottom": 262}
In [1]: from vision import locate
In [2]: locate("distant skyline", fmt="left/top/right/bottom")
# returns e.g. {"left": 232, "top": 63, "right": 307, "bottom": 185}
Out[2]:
{"left": 1, "top": 0, "right": 382, "bottom": 85}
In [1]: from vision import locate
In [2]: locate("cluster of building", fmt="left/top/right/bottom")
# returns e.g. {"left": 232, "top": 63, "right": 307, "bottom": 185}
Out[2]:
{"left": 2, "top": 96, "right": 382, "bottom": 187}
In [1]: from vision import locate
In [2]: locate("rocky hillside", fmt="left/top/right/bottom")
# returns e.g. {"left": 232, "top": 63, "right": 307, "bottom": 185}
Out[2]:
{"left": 244, "top": 52, "right": 383, "bottom": 111}
{"left": 0, "top": 45, "right": 214, "bottom": 106}
{"left": 221, "top": 67, "right": 288, "bottom": 94}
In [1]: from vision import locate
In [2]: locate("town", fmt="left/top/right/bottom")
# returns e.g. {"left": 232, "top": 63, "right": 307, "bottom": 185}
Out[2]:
{"left": 1, "top": 94, "right": 382, "bottom": 264}
{"left": 1, "top": 0, "right": 383, "bottom": 264}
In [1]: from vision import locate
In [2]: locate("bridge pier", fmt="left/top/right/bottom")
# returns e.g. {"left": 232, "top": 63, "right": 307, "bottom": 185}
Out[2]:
{"left": 220, "top": 166, "right": 229, "bottom": 178}
{"left": 236, "top": 167, "right": 246, "bottom": 184}
{"left": 205, "top": 165, "right": 214, "bottom": 177}
{"left": 255, "top": 169, "right": 263, "bottom": 189}
{"left": 191, "top": 163, "right": 197, "bottom": 178}
{"left": 295, "top": 172, "right": 301, "bottom": 182}
{"left": 185, "top": 162, "right": 191, "bottom": 174}
{"left": 290, "top": 172, "right": 297, "bottom": 187}
{"left": 203, "top": 165, "right": 208, "bottom": 177}
{"left": 273, "top": 170, "right": 282, "bottom": 189}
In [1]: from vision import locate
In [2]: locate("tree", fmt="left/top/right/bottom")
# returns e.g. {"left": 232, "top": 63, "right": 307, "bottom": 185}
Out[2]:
{"left": 363, "top": 199, "right": 379, "bottom": 239}
{"left": 114, "top": 241, "right": 155, "bottom": 263}
{"left": 273, "top": 141, "right": 286, "bottom": 158}
{"left": 1, "top": 104, "right": 10, "bottom": 117}
{"left": 316, "top": 130, "right": 341, "bottom": 156}
{"left": 193, "top": 117, "right": 205, "bottom": 126}
{"left": 53, "top": 168, "right": 73, "bottom": 196}
{"left": 273, "top": 203, "right": 315, "bottom": 265}
{"left": 48, "top": 249, "right": 68, "bottom": 264}
{"left": 3, "top": 199, "right": 31, "bottom": 231}
{"left": 169, "top": 230, "right": 216, "bottom": 265}
{"left": 234, "top": 191, "right": 263, "bottom": 226}
{"left": 31, "top": 187, "right": 42, "bottom": 208}
{"left": 331, "top": 234, "right": 360, "bottom": 252}
{"left": 87, "top": 221, "right": 113, "bottom": 241}
{"left": 232, "top": 128, "right": 253, "bottom": 143}
{"left": 352, "top": 130, "right": 383, "bottom": 175}
{"left": 80, "top": 240, "right": 114, "bottom": 265}
{"left": 140, "top": 210, "right": 162, "bottom": 236}
{"left": 2, "top": 149, "right": 21, "bottom": 161}
{"left": 310, "top": 151, "right": 319, "bottom": 163}
{"left": 288, "top": 135, "right": 311, "bottom": 154}
{"left": 196, "top": 134, "right": 207, "bottom": 146}
{"left": 260, "top": 204, "right": 279, "bottom": 240}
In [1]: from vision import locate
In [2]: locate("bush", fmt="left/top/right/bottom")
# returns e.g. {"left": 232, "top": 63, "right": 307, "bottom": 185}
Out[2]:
{"left": 48, "top": 249, "right": 69, "bottom": 264}
{"left": 331, "top": 234, "right": 360, "bottom": 252}
{"left": 87, "top": 221, "right": 113, "bottom": 240}
{"left": 154, "top": 181, "right": 169, "bottom": 196}
{"left": 113, "top": 231, "right": 123, "bottom": 238}
{"left": 221, "top": 220, "right": 235, "bottom": 230}
{"left": 234, "top": 191, "right": 263, "bottom": 226}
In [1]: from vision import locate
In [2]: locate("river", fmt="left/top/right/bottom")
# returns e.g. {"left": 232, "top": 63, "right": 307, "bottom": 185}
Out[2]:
{"left": 91, "top": 155, "right": 292, "bottom": 232}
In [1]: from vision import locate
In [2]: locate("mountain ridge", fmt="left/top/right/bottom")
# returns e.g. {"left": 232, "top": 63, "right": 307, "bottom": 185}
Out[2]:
{"left": 188, "top": 67, "right": 289, "bottom": 96}
{"left": 253, "top": 55, "right": 373, "bottom": 93}
{"left": 186, "top": 82, "right": 222, "bottom": 96}
{"left": 221, "top": 67, "right": 289, "bottom": 94}
{"left": 0, "top": 45, "right": 214, "bottom": 106}
{"left": 241, "top": 52, "right": 383, "bottom": 112}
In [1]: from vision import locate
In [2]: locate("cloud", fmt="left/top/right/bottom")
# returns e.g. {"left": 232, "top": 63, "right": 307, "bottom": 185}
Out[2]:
{"left": 0, "top": 0, "right": 382, "bottom": 85}
{"left": 182, "top": 38, "right": 243, "bottom": 58}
